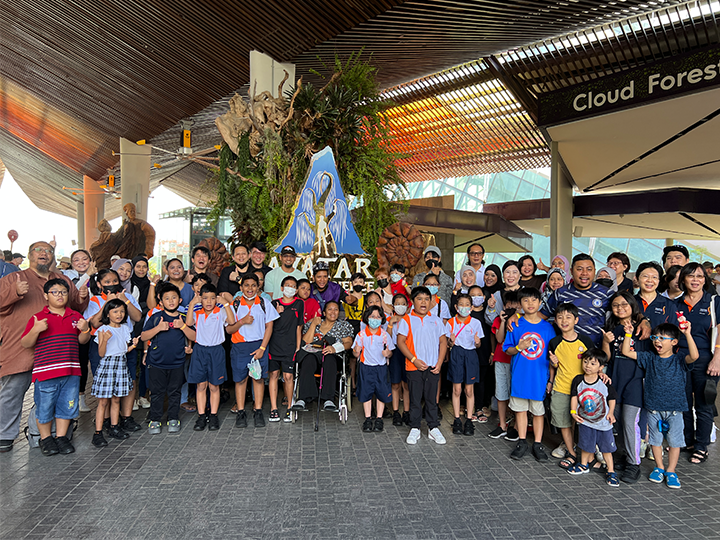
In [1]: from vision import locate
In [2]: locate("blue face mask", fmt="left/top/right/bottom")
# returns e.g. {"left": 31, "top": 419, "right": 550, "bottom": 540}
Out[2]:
{"left": 368, "top": 318, "right": 382, "bottom": 330}
{"left": 427, "top": 285, "right": 439, "bottom": 296}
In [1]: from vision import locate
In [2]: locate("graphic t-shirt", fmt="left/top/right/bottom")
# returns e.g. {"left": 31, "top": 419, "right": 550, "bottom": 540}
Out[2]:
{"left": 636, "top": 351, "right": 692, "bottom": 412}
{"left": 548, "top": 333, "right": 594, "bottom": 395}
{"left": 269, "top": 297, "right": 304, "bottom": 357}
{"left": 503, "top": 317, "right": 556, "bottom": 401}
{"left": 571, "top": 375, "right": 618, "bottom": 432}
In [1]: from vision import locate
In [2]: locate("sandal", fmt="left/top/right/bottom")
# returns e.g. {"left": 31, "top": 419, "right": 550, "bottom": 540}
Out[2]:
{"left": 558, "top": 452, "right": 577, "bottom": 470}
{"left": 689, "top": 449, "right": 709, "bottom": 464}
{"left": 180, "top": 402, "right": 196, "bottom": 413}
{"left": 230, "top": 403, "right": 239, "bottom": 414}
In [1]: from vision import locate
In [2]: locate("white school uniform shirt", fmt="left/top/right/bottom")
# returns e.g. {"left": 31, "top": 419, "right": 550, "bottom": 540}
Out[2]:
{"left": 94, "top": 325, "right": 131, "bottom": 357}
{"left": 194, "top": 304, "right": 228, "bottom": 347}
{"left": 353, "top": 327, "right": 395, "bottom": 366}
{"left": 360, "top": 320, "right": 389, "bottom": 333}
{"left": 397, "top": 309, "right": 445, "bottom": 367}
{"left": 84, "top": 294, "right": 141, "bottom": 333}
{"left": 429, "top": 297, "right": 451, "bottom": 320}
{"left": 445, "top": 316, "right": 484, "bottom": 351}
{"left": 232, "top": 295, "right": 279, "bottom": 343}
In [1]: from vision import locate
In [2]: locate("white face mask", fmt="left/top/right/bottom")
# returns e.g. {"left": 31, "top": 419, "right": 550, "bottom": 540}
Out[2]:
{"left": 394, "top": 304, "right": 407, "bottom": 315}
{"left": 283, "top": 287, "right": 296, "bottom": 298}
{"left": 243, "top": 293, "right": 257, "bottom": 301}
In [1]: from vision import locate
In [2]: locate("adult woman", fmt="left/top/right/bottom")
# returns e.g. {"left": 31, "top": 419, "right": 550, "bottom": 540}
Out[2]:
{"left": 131, "top": 256, "right": 152, "bottom": 410}
{"left": 292, "top": 301, "right": 353, "bottom": 412}
{"left": 454, "top": 243, "right": 486, "bottom": 287}
{"left": 450, "top": 265, "right": 478, "bottom": 315}
{"left": 660, "top": 265, "right": 683, "bottom": 300}
{"left": 634, "top": 261, "right": 675, "bottom": 329}
{"left": 485, "top": 260, "right": 522, "bottom": 324}
{"left": 518, "top": 255, "right": 546, "bottom": 289}
{"left": 675, "top": 263, "right": 720, "bottom": 464}
{"left": 147, "top": 258, "right": 193, "bottom": 312}
{"left": 64, "top": 249, "right": 95, "bottom": 413}
{"left": 595, "top": 266, "right": 618, "bottom": 293}
{"left": 537, "top": 254, "right": 570, "bottom": 274}
{"left": 607, "top": 252, "right": 634, "bottom": 293}
{"left": 111, "top": 258, "right": 139, "bottom": 299}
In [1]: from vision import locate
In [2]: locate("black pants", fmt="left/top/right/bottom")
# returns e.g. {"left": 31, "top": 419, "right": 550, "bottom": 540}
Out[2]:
{"left": 78, "top": 341, "right": 90, "bottom": 393}
{"left": 148, "top": 365, "right": 184, "bottom": 422}
{"left": 407, "top": 369, "right": 440, "bottom": 429}
{"left": 474, "top": 364, "right": 490, "bottom": 411}
{"left": 683, "top": 357, "right": 719, "bottom": 452}
{"left": 297, "top": 350, "right": 338, "bottom": 402}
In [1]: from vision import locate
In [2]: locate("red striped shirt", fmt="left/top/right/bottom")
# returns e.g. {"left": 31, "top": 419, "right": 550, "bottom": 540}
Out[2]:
{"left": 22, "top": 307, "right": 83, "bottom": 382}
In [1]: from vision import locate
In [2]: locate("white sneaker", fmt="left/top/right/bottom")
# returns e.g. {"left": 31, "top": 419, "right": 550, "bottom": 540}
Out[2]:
{"left": 552, "top": 442, "right": 568, "bottom": 459}
{"left": 78, "top": 394, "right": 91, "bottom": 413}
{"left": 406, "top": 428, "right": 421, "bottom": 445}
{"left": 640, "top": 440, "right": 649, "bottom": 459}
{"left": 138, "top": 397, "right": 151, "bottom": 409}
{"left": 428, "top": 427, "right": 446, "bottom": 445}
{"left": 132, "top": 399, "right": 139, "bottom": 411}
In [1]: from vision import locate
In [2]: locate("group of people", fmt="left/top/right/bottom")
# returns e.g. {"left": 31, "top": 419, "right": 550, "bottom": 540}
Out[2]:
{"left": 0, "top": 238, "right": 718, "bottom": 490}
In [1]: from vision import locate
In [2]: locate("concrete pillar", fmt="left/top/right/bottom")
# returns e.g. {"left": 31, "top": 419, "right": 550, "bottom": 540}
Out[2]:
{"left": 434, "top": 232, "right": 456, "bottom": 275}
{"left": 550, "top": 141, "right": 573, "bottom": 258}
{"left": 665, "top": 238, "right": 674, "bottom": 247}
{"left": 83, "top": 176, "right": 105, "bottom": 248}
{"left": 76, "top": 201, "right": 85, "bottom": 249}
{"left": 120, "top": 138, "right": 151, "bottom": 221}
{"left": 250, "top": 50, "right": 296, "bottom": 98}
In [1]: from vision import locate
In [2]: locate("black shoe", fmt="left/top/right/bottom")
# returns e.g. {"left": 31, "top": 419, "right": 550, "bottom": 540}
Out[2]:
{"left": 235, "top": 410, "right": 247, "bottom": 428}
{"left": 92, "top": 431, "right": 108, "bottom": 447}
{"left": 107, "top": 425, "right": 129, "bottom": 440}
{"left": 392, "top": 411, "right": 402, "bottom": 427}
{"left": 488, "top": 425, "right": 508, "bottom": 439}
{"left": 39, "top": 436, "right": 59, "bottom": 456}
{"left": 614, "top": 453, "right": 627, "bottom": 471}
{"left": 102, "top": 418, "right": 111, "bottom": 432}
{"left": 208, "top": 414, "right": 220, "bottom": 431}
{"left": 121, "top": 415, "right": 142, "bottom": 432}
{"left": 621, "top": 463, "right": 641, "bottom": 484}
{"left": 402, "top": 411, "right": 410, "bottom": 426}
{"left": 463, "top": 419, "right": 475, "bottom": 436}
{"left": 193, "top": 414, "right": 208, "bottom": 431}
{"left": 374, "top": 418, "right": 384, "bottom": 432}
{"left": 437, "top": 405, "right": 443, "bottom": 420}
{"left": 253, "top": 409, "right": 265, "bottom": 428}
{"left": 532, "top": 442, "right": 549, "bottom": 462}
{"left": 505, "top": 427, "right": 520, "bottom": 442}
{"left": 362, "top": 418, "right": 374, "bottom": 432}
{"left": 452, "top": 418, "right": 463, "bottom": 435}
{"left": 382, "top": 408, "right": 392, "bottom": 419}
{"left": 55, "top": 436, "right": 75, "bottom": 454}
{"left": 511, "top": 439, "right": 529, "bottom": 460}
{"left": 0, "top": 439, "right": 14, "bottom": 453}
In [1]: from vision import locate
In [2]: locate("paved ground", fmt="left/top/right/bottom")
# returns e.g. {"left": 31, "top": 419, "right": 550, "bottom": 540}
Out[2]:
{"left": 1, "top": 387, "right": 720, "bottom": 540}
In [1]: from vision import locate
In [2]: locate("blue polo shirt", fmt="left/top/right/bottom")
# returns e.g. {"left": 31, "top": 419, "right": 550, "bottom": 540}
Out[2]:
{"left": 608, "top": 324, "right": 650, "bottom": 407}
{"left": 143, "top": 311, "right": 188, "bottom": 368}
{"left": 635, "top": 293, "right": 677, "bottom": 330}
{"left": 675, "top": 292, "right": 720, "bottom": 362}
{"left": 541, "top": 282, "right": 611, "bottom": 346}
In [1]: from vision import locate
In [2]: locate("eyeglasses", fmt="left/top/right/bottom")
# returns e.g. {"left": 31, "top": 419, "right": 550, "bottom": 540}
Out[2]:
{"left": 48, "top": 290, "right": 69, "bottom": 297}
{"left": 469, "top": 251, "right": 484, "bottom": 256}
{"left": 32, "top": 247, "right": 54, "bottom": 254}
{"left": 611, "top": 302, "right": 630, "bottom": 309}
{"left": 650, "top": 335, "right": 673, "bottom": 341}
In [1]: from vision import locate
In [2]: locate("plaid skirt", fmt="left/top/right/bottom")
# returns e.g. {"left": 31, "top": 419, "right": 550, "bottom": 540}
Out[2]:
{"left": 92, "top": 355, "right": 134, "bottom": 398}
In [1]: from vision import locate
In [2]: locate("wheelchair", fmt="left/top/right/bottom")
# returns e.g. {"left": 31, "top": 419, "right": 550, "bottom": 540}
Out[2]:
{"left": 289, "top": 345, "right": 353, "bottom": 430}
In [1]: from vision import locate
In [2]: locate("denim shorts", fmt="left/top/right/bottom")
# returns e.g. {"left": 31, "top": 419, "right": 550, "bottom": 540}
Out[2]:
{"left": 647, "top": 410, "right": 685, "bottom": 448}
{"left": 34, "top": 376, "right": 80, "bottom": 423}
{"left": 494, "top": 362, "right": 512, "bottom": 401}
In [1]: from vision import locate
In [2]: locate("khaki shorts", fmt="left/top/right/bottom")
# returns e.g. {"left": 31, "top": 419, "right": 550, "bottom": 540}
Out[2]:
{"left": 509, "top": 396, "right": 545, "bottom": 416}
{"left": 550, "top": 390, "right": 573, "bottom": 429}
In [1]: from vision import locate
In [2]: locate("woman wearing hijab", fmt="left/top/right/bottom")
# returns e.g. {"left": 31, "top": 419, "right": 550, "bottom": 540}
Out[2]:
{"left": 111, "top": 258, "right": 139, "bottom": 299}
{"left": 596, "top": 266, "right": 619, "bottom": 293}
{"left": 538, "top": 254, "right": 570, "bottom": 274}
{"left": 130, "top": 256, "right": 152, "bottom": 409}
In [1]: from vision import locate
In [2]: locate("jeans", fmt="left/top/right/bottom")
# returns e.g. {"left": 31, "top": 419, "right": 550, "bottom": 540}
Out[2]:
{"left": 0, "top": 371, "right": 33, "bottom": 440}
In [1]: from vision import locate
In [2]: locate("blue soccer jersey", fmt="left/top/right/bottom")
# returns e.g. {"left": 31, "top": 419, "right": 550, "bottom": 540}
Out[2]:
{"left": 503, "top": 317, "right": 556, "bottom": 401}
{"left": 541, "top": 283, "right": 611, "bottom": 346}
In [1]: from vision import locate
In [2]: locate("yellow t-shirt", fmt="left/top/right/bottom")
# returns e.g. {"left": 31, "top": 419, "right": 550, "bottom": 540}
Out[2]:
{"left": 344, "top": 295, "right": 364, "bottom": 321}
{"left": 549, "top": 333, "right": 595, "bottom": 395}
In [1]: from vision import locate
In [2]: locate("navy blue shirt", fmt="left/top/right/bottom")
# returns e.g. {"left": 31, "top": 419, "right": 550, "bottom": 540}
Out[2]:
{"left": 636, "top": 351, "right": 691, "bottom": 412}
{"left": 635, "top": 293, "right": 678, "bottom": 330}
{"left": 143, "top": 311, "right": 188, "bottom": 368}
{"left": 541, "top": 282, "right": 611, "bottom": 346}
{"left": 675, "top": 292, "right": 720, "bottom": 362}
{"left": 608, "top": 324, "right": 650, "bottom": 407}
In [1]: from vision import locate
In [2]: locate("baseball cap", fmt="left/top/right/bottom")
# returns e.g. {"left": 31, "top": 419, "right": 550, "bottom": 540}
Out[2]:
{"left": 423, "top": 246, "right": 441, "bottom": 258}
{"left": 12, "top": 253, "right": 24, "bottom": 260}
{"left": 280, "top": 245, "right": 297, "bottom": 256}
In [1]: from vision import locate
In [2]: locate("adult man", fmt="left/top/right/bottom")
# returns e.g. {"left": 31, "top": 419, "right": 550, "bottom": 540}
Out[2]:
{"left": 662, "top": 244, "right": 689, "bottom": 271}
{"left": 412, "top": 246, "right": 454, "bottom": 304}
{"left": 11, "top": 253, "right": 24, "bottom": 267}
{"left": 187, "top": 245, "right": 218, "bottom": 286}
{"left": 310, "top": 261, "right": 357, "bottom": 310}
{"left": 265, "top": 246, "right": 306, "bottom": 299}
{"left": 249, "top": 241, "right": 272, "bottom": 276}
{"left": 454, "top": 243, "right": 486, "bottom": 288}
{"left": 218, "top": 244, "right": 252, "bottom": 298}
{"left": 541, "top": 253, "right": 651, "bottom": 346}
{"left": 0, "top": 241, "right": 88, "bottom": 452}
{"left": 0, "top": 252, "right": 19, "bottom": 279}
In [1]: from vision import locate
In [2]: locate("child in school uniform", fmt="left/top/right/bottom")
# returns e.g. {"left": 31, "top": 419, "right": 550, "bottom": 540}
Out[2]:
{"left": 186, "top": 283, "right": 235, "bottom": 431}
{"left": 353, "top": 305, "right": 394, "bottom": 433}
{"left": 388, "top": 294, "right": 410, "bottom": 426}
{"left": 446, "top": 293, "right": 484, "bottom": 437}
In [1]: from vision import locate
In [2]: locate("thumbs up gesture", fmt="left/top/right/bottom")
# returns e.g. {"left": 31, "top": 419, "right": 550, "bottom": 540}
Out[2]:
{"left": 32, "top": 315, "right": 49, "bottom": 334}
{"left": 16, "top": 274, "right": 29, "bottom": 296}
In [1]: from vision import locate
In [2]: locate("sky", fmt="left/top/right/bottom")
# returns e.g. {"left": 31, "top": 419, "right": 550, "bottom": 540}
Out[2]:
{"left": 0, "top": 171, "right": 193, "bottom": 263}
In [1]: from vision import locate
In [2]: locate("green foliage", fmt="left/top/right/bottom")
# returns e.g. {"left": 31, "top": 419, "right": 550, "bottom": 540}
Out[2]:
{"left": 208, "top": 51, "right": 405, "bottom": 254}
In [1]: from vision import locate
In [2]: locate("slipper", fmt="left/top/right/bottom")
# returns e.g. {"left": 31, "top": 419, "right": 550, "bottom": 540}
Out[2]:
{"left": 689, "top": 449, "right": 709, "bottom": 464}
{"left": 180, "top": 402, "right": 196, "bottom": 413}
{"left": 230, "top": 403, "right": 239, "bottom": 414}
{"left": 559, "top": 453, "right": 577, "bottom": 470}
{"left": 680, "top": 445, "right": 695, "bottom": 454}
{"left": 281, "top": 396, "right": 288, "bottom": 406}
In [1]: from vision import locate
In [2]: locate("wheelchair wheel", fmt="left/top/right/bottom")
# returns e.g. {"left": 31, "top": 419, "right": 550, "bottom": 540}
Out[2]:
{"left": 339, "top": 403, "right": 348, "bottom": 424}
{"left": 346, "top": 374, "right": 353, "bottom": 412}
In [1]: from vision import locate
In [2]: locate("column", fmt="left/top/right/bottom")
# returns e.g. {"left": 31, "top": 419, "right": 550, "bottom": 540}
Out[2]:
{"left": 76, "top": 201, "right": 85, "bottom": 249}
{"left": 550, "top": 141, "right": 573, "bottom": 259}
{"left": 83, "top": 176, "right": 105, "bottom": 248}
{"left": 249, "top": 50, "right": 296, "bottom": 97}
{"left": 120, "top": 138, "right": 151, "bottom": 221}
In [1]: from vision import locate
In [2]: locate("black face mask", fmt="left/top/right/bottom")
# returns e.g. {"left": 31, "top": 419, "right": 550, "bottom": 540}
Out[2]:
{"left": 103, "top": 284, "right": 123, "bottom": 294}
{"left": 353, "top": 285, "right": 364, "bottom": 293}
{"left": 596, "top": 278, "right": 614, "bottom": 289}
{"left": 425, "top": 259, "right": 440, "bottom": 269}
{"left": 377, "top": 279, "right": 388, "bottom": 289}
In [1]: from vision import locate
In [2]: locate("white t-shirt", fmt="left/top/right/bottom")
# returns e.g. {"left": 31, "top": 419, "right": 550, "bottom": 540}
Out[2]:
{"left": 84, "top": 294, "right": 142, "bottom": 332}
{"left": 353, "top": 327, "right": 395, "bottom": 366}
{"left": 265, "top": 267, "right": 307, "bottom": 298}
{"left": 445, "top": 316, "right": 484, "bottom": 351}
{"left": 94, "top": 325, "right": 131, "bottom": 357}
